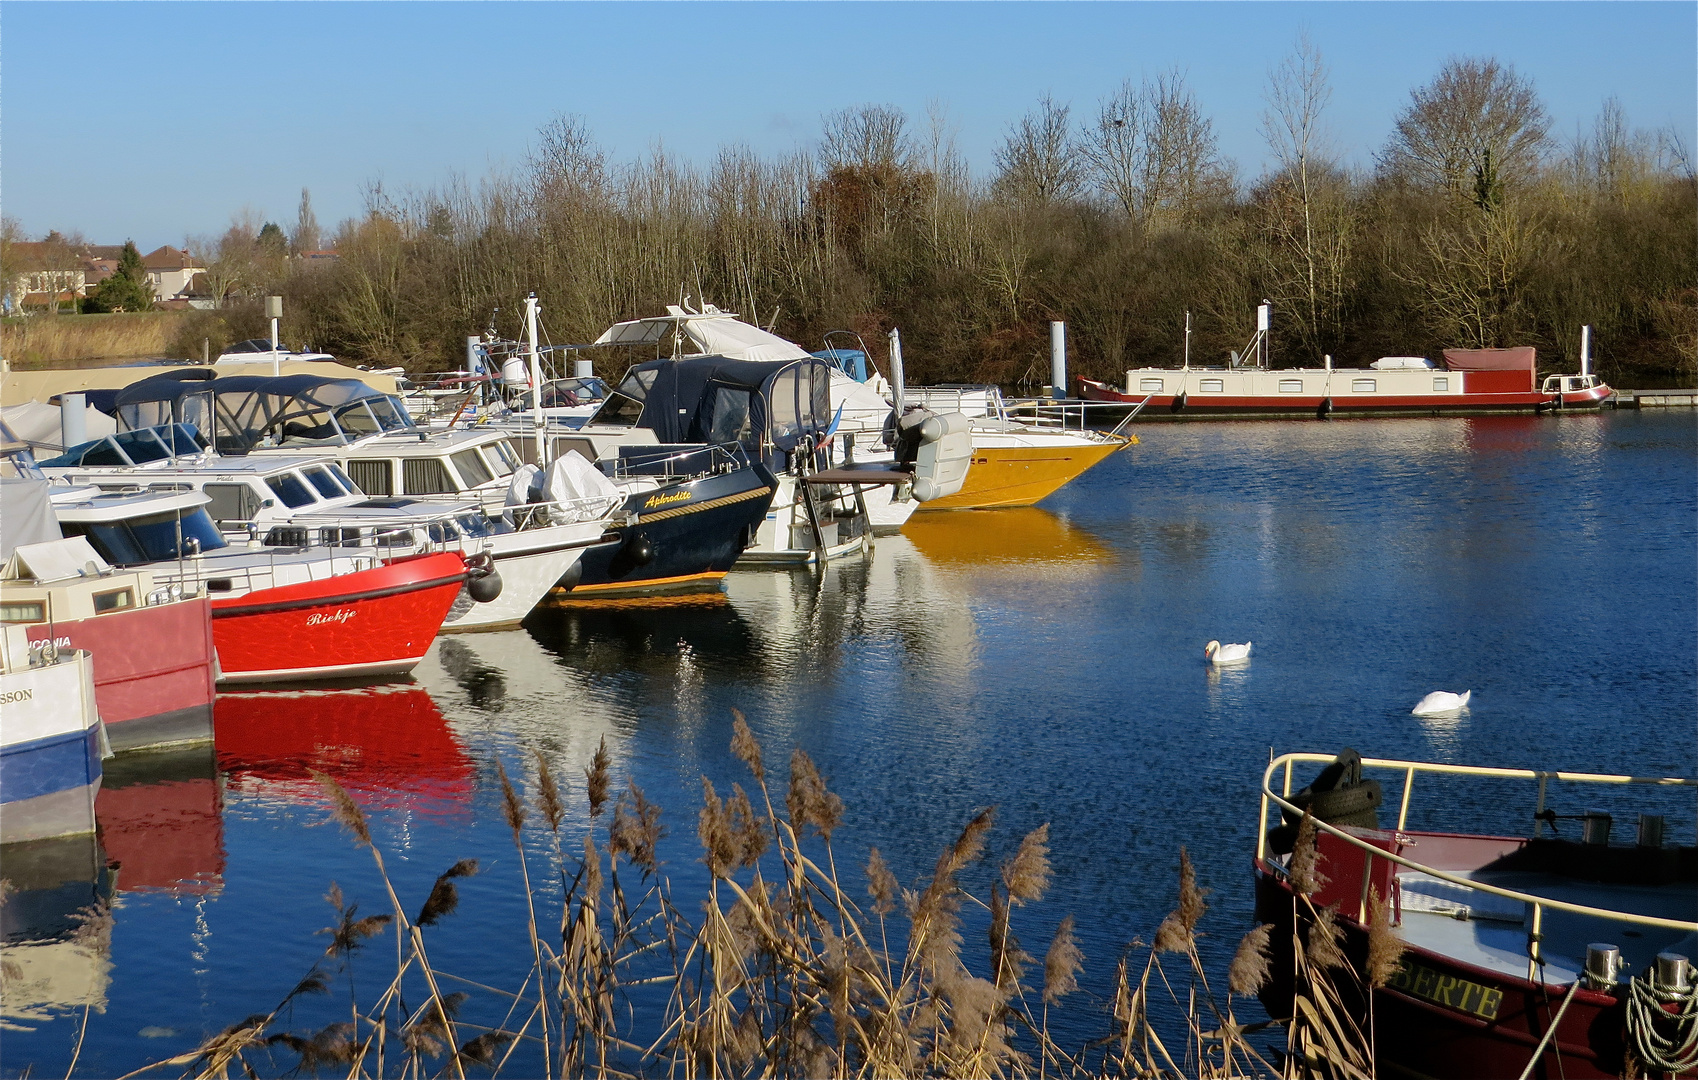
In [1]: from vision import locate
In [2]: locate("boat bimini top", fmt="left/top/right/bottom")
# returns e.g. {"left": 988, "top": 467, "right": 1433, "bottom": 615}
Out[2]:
{"left": 111, "top": 372, "right": 415, "bottom": 454}
{"left": 587, "top": 355, "right": 836, "bottom": 471}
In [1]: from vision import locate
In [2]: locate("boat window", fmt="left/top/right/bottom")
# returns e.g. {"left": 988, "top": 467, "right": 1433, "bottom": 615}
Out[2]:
{"left": 707, "top": 387, "right": 754, "bottom": 446}
{"left": 1433, "top": 377, "right": 1449, "bottom": 392}
{"left": 456, "top": 513, "right": 494, "bottom": 538}
{"left": 1352, "top": 379, "right": 1377, "bottom": 393}
{"left": 328, "top": 464, "right": 361, "bottom": 494}
{"left": 1139, "top": 378, "right": 1164, "bottom": 393}
{"left": 204, "top": 482, "right": 262, "bottom": 524}
{"left": 1198, "top": 379, "right": 1225, "bottom": 393}
{"left": 266, "top": 473, "right": 317, "bottom": 508}
{"left": 450, "top": 449, "right": 494, "bottom": 488}
{"left": 304, "top": 466, "right": 346, "bottom": 498}
{"left": 93, "top": 587, "right": 135, "bottom": 614}
{"left": 402, "top": 458, "right": 455, "bottom": 495}
{"left": 366, "top": 397, "right": 410, "bottom": 432}
{"left": 483, "top": 440, "right": 519, "bottom": 477}
{"left": 319, "top": 527, "right": 364, "bottom": 547}
{"left": 1278, "top": 380, "right": 1304, "bottom": 393}
{"left": 264, "top": 526, "right": 309, "bottom": 548}
{"left": 65, "top": 508, "right": 229, "bottom": 565}
{"left": 275, "top": 407, "right": 337, "bottom": 443}
{"left": 0, "top": 600, "right": 46, "bottom": 622}
{"left": 348, "top": 459, "right": 393, "bottom": 496}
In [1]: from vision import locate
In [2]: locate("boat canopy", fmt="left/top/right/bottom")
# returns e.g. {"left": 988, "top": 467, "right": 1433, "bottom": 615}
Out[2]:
{"left": 601, "top": 355, "right": 835, "bottom": 466}
{"left": 1442, "top": 347, "right": 1536, "bottom": 372}
{"left": 113, "top": 372, "right": 415, "bottom": 453}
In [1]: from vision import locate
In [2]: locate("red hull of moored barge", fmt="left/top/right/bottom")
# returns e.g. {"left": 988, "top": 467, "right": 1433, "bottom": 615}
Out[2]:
{"left": 210, "top": 552, "right": 467, "bottom": 683}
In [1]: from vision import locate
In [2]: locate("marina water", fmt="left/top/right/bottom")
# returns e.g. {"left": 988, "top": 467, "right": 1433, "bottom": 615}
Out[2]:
{"left": 4, "top": 410, "right": 1694, "bottom": 1075}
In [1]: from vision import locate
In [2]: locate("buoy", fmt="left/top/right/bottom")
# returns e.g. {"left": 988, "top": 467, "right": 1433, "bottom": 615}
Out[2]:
{"left": 1170, "top": 391, "right": 1188, "bottom": 414}
{"left": 464, "top": 553, "right": 503, "bottom": 603}
{"left": 625, "top": 533, "right": 655, "bottom": 566}
{"left": 1317, "top": 397, "right": 1333, "bottom": 419}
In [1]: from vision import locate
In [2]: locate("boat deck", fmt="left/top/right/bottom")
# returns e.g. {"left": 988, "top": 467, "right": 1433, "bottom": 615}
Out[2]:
{"left": 1395, "top": 866, "right": 1697, "bottom": 983}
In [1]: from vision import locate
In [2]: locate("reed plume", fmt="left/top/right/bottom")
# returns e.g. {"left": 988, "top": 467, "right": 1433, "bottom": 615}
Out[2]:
{"left": 1042, "top": 914, "right": 1083, "bottom": 1005}
{"left": 1365, "top": 886, "right": 1405, "bottom": 987}
{"left": 1227, "top": 924, "right": 1273, "bottom": 996}
{"left": 730, "top": 708, "right": 764, "bottom": 782}
{"left": 865, "top": 847, "right": 897, "bottom": 916}
{"left": 1154, "top": 847, "right": 1206, "bottom": 952}
{"left": 698, "top": 776, "right": 737, "bottom": 878}
{"left": 534, "top": 748, "right": 566, "bottom": 832}
{"left": 726, "top": 782, "right": 767, "bottom": 868}
{"left": 609, "top": 778, "right": 665, "bottom": 875}
{"left": 311, "top": 769, "right": 371, "bottom": 847}
{"left": 585, "top": 735, "right": 611, "bottom": 817}
{"left": 1002, "top": 823, "right": 1052, "bottom": 905}
{"left": 496, "top": 759, "right": 527, "bottom": 838}
{"left": 1287, "top": 812, "right": 1328, "bottom": 894}
{"left": 785, "top": 747, "right": 843, "bottom": 840}
{"left": 416, "top": 859, "right": 479, "bottom": 927}
{"left": 1307, "top": 905, "right": 1347, "bottom": 972}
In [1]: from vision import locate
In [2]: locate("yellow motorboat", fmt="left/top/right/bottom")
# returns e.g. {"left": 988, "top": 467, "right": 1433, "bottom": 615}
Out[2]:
{"left": 914, "top": 426, "right": 1134, "bottom": 510}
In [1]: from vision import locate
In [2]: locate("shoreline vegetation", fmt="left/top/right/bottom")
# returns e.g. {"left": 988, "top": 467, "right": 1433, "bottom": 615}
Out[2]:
{"left": 5, "top": 48, "right": 1692, "bottom": 388}
{"left": 94, "top": 715, "right": 1396, "bottom": 1080}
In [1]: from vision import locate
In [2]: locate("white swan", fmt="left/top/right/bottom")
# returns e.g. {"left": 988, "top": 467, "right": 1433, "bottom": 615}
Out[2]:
{"left": 1412, "top": 690, "right": 1472, "bottom": 716}
{"left": 1204, "top": 640, "right": 1252, "bottom": 664}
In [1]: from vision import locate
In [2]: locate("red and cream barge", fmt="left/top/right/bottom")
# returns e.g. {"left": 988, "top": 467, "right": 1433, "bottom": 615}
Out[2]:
{"left": 1255, "top": 751, "right": 1697, "bottom": 1079}
{"left": 1080, "top": 346, "right": 1612, "bottom": 417}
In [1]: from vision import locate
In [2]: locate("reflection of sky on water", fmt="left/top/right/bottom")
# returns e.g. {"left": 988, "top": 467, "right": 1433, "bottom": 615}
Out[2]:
{"left": 6, "top": 412, "right": 1694, "bottom": 1076}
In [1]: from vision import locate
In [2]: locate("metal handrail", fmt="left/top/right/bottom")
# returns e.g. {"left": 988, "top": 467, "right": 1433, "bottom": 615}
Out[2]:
{"left": 1257, "top": 753, "right": 1698, "bottom": 971}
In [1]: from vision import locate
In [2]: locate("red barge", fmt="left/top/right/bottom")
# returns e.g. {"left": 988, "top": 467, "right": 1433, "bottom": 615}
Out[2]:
{"left": 1080, "top": 346, "right": 1612, "bottom": 417}
{"left": 1255, "top": 751, "right": 1697, "bottom": 1079}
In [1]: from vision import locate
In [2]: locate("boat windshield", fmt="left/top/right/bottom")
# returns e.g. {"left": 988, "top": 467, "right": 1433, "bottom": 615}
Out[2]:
{"left": 64, "top": 507, "right": 229, "bottom": 566}
{"left": 585, "top": 368, "right": 657, "bottom": 427}
{"left": 39, "top": 424, "right": 207, "bottom": 468}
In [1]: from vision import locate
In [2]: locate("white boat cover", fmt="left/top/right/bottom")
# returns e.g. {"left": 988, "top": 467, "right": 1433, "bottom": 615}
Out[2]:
{"left": 594, "top": 305, "right": 813, "bottom": 363}
{"left": 1, "top": 401, "right": 118, "bottom": 452}
{"left": 542, "top": 452, "right": 621, "bottom": 522}
{"left": 0, "top": 479, "right": 62, "bottom": 558}
{"left": 2, "top": 536, "right": 111, "bottom": 583}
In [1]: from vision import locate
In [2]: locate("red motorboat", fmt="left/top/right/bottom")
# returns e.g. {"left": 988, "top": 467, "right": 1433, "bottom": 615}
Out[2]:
{"left": 1254, "top": 750, "right": 1697, "bottom": 1079}
{"left": 209, "top": 551, "right": 469, "bottom": 683}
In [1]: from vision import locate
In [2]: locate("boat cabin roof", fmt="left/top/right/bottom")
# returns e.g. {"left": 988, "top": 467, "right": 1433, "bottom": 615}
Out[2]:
{"left": 111, "top": 372, "right": 415, "bottom": 453}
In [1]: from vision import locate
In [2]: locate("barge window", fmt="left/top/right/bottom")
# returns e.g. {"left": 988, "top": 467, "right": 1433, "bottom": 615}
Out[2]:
{"left": 1139, "top": 379, "right": 1164, "bottom": 393}
{"left": 0, "top": 601, "right": 46, "bottom": 622}
{"left": 1279, "top": 380, "right": 1303, "bottom": 393}
{"left": 93, "top": 587, "right": 135, "bottom": 614}
{"left": 304, "top": 466, "right": 347, "bottom": 498}
{"left": 204, "top": 483, "right": 262, "bottom": 524}
{"left": 1433, "top": 377, "right": 1449, "bottom": 392}
{"left": 451, "top": 449, "right": 494, "bottom": 488}
{"left": 403, "top": 458, "right": 455, "bottom": 495}
{"left": 1351, "top": 379, "right": 1377, "bottom": 393}
{"left": 266, "top": 473, "right": 317, "bottom": 508}
{"left": 1199, "top": 379, "right": 1224, "bottom": 393}
{"left": 348, "top": 459, "right": 393, "bottom": 496}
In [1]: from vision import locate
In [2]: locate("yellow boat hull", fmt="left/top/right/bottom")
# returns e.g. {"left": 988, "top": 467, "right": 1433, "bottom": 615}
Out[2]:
{"left": 915, "top": 438, "right": 1128, "bottom": 511}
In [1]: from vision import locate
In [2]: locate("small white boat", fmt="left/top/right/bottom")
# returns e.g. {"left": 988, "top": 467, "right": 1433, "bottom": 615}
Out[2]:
{"left": 0, "top": 623, "right": 104, "bottom": 844}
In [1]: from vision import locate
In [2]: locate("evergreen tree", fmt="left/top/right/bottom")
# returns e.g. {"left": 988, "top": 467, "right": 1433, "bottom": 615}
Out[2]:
{"left": 89, "top": 240, "right": 155, "bottom": 312}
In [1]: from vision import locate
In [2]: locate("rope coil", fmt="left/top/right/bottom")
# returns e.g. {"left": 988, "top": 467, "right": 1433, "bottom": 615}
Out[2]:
{"left": 1626, "top": 970, "right": 1698, "bottom": 1074}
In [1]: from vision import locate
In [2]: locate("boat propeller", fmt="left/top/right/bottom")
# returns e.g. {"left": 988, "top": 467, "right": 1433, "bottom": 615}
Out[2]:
{"left": 465, "top": 553, "right": 503, "bottom": 603}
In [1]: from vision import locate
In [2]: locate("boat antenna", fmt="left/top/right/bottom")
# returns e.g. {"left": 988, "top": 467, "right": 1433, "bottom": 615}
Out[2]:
{"left": 1183, "top": 311, "right": 1191, "bottom": 371}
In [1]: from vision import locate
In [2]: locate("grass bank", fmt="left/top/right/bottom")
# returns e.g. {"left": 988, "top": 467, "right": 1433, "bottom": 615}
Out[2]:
{"left": 0, "top": 311, "right": 195, "bottom": 369}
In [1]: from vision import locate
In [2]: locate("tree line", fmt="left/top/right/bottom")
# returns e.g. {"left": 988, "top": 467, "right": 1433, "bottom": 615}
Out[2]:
{"left": 117, "top": 44, "right": 1698, "bottom": 383}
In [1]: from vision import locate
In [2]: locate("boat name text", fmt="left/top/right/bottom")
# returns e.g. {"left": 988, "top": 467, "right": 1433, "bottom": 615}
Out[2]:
{"left": 643, "top": 491, "right": 693, "bottom": 509}
{"left": 1386, "top": 959, "right": 1502, "bottom": 1020}
{"left": 305, "top": 608, "right": 357, "bottom": 627}
{"left": 0, "top": 689, "right": 34, "bottom": 705}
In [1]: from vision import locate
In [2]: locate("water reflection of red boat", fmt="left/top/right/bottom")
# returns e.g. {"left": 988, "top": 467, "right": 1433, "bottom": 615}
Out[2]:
{"left": 95, "top": 746, "right": 224, "bottom": 895}
{"left": 214, "top": 684, "right": 473, "bottom": 814}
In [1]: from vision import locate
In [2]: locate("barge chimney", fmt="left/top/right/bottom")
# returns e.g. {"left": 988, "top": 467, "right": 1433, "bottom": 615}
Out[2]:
{"left": 60, "top": 392, "right": 86, "bottom": 449}
{"left": 1050, "top": 321, "right": 1067, "bottom": 399}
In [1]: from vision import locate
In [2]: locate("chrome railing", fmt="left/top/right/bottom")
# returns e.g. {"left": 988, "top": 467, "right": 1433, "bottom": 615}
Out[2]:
{"left": 1259, "top": 752, "right": 1697, "bottom": 984}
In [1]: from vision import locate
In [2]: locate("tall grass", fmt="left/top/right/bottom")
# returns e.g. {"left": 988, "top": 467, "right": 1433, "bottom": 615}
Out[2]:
{"left": 116, "top": 716, "right": 1385, "bottom": 1079}
{"left": 0, "top": 312, "right": 194, "bottom": 368}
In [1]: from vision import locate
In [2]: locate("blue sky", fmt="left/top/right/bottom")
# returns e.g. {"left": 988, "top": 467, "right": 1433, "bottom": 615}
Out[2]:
{"left": 5, "top": 2, "right": 1693, "bottom": 249}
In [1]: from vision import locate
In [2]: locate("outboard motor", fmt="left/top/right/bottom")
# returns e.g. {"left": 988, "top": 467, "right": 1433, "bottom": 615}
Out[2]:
{"left": 887, "top": 406, "right": 973, "bottom": 502}
{"left": 1266, "top": 747, "right": 1382, "bottom": 855}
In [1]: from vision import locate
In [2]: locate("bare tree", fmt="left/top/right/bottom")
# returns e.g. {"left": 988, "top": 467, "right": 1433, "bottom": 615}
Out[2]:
{"left": 293, "top": 188, "right": 322, "bottom": 254}
{"left": 1081, "top": 71, "right": 1229, "bottom": 229}
{"left": 1379, "top": 57, "right": 1550, "bottom": 195}
{"left": 187, "top": 208, "right": 264, "bottom": 309}
{"left": 819, "top": 105, "right": 912, "bottom": 173}
{"left": 993, "top": 95, "right": 1084, "bottom": 206}
{"left": 1259, "top": 34, "right": 1354, "bottom": 364}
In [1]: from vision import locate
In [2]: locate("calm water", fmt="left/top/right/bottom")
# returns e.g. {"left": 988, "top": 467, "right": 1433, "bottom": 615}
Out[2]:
{"left": 4, "top": 411, "right": 1695, "bottom": 1076}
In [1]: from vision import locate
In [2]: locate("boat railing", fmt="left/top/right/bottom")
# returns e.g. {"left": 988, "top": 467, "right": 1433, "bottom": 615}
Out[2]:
{"left": 599, "top": 443, "right": 744, "bottom": 482}
{"left": 1003, "top": 396, "right": 1137, "bottom": 433}
{"left": 252, "top": 495, "right": 615, "bottom": 555}
{"left": 1259, "top": 751, "right": 1698, "bottom": 983}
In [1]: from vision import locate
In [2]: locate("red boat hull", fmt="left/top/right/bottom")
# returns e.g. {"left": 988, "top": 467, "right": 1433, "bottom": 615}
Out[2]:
{"left": 210, "top": 553, "right": 466, "bottom": 683}
{"left": 25, "top": 597, "right": 217, "bottom": 752}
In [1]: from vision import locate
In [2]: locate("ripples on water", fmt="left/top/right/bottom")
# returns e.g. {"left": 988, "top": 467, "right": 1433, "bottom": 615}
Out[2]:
{"left": 4, "top": 412, "right": 1693, "bottom": 1075}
